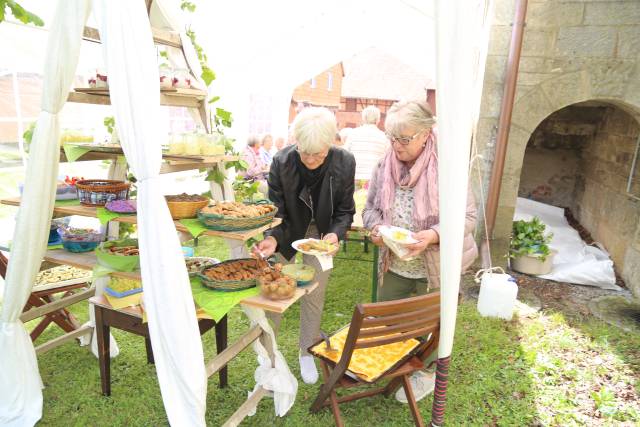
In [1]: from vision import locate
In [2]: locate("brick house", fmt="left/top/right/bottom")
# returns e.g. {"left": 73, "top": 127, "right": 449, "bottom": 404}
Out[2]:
{"left": 288, "top": 63, "right": 344, "bottom": 123}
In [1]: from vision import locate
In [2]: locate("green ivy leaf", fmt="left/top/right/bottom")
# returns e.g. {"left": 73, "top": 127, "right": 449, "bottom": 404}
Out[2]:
{"left": 205, "top": 167, "right": 226, "bottom": 184}
{"left": 4, "top": 1, "right": 44, "bottom": 26}
{"left": 208, "top": 96, "right": 221, "bottom": 105}
{"left": 201, "top": 66, "right": 216, "bottom": 86}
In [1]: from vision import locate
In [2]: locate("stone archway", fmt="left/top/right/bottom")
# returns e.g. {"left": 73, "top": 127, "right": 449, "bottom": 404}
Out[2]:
{"left": 493, "top": 70, "right": 640, "bottom": 296}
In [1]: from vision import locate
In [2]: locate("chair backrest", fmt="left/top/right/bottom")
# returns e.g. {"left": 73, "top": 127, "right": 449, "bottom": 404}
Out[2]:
{"left": 335, "top": 293, "right": 441, "bottom": 369}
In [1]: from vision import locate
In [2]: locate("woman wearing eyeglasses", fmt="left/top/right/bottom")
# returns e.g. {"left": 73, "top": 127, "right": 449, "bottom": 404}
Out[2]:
{"left": 252, "top": 107, "right": 356, "bottom": 384}
{"left": 363, "top": 100, "right": 478, "bottom": 403}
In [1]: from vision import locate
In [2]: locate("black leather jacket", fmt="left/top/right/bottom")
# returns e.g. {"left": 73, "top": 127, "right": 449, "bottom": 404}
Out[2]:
{"left": 264, "top": 145, "right": 356, "bottom": 260}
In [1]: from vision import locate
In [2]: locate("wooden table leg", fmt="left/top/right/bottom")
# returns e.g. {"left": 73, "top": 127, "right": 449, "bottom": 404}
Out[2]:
{"left": 215, "top": 315, "right": 228, "bottom": 388}
{"left": 144, "top": 337, "right": 155, "bottom": 364}
{"left": 94, "top": 305, "right": 111, "bottom": 396}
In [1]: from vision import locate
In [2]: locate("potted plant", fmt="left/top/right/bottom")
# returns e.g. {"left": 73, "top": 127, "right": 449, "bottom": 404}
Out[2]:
{"left": 509, "top": 217, "right": 555, "bottom": 275}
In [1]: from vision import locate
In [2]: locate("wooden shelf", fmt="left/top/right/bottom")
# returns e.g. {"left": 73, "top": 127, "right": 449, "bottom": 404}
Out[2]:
{"left": 68, "top": 86, "right": 207, "bottom": 109}
{"left": 60, "top": 143, "right": 240, "bottom": 172}
{"left": 44, "top": 249, "right": 140, "bottom": 280}
{"left": 83, "top": 26, "right": 182, "bottom": 49}
{"left": 1, "top": 197, "right": 281, "bottom": 242}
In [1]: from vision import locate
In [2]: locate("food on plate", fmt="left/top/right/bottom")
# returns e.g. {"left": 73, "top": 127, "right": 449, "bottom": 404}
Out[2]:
{"left": 35, "top": 265, "right": 90, "bottom": 285}
{"left": 297, "top": 239, "right": 337, "bottom": 254}
{"left": 106, "top": 245, "right": 139, "bottom": 256}
{"left": 281, "top": 264, "right": 315, "bottom": 284}
{"left": 260, "top": 273, "right": 296, "bottom": 300}
{"left": 200, "top": 202, "right": 275, "bottom": 218}
{"left": 108, "top": 277, "right": 142, "bottom": 293}
{"left": 165, "top": 193, "right": 207, "bottom": 203}
{"left": 185, "top": 257, "right": 218, "bottom": 275}
{"left": 57, "top": 227, "right": 103, "bottom": 242}
{"left": 392, "top": 229, "right": 411, "bottom": 242}
{"left": 201, "top": 258, "right": 275, "bottom": 282}
{"left": 105, "top": 199, "right": 137, "bottom": 213}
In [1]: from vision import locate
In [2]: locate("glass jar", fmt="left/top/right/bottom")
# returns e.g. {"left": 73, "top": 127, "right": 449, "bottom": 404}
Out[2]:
{"left": 184, "top": 132, "right": 200, "bottom": 155}
{"left": 168, "top": 133, "right": 186, "bottom": 155}
{"left": 159, "top": 65, "right": 173, "bottom": 90}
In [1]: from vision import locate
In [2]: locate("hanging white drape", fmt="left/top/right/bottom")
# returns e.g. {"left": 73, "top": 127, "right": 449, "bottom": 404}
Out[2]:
{"left": 93, "top": 1, "right": 206, "bottom": 425}
{"left": 0, "top": 2, "right": 91, "bottom": 426}
{"left": 434, "top": 0, "right": 493, "bottom": 358}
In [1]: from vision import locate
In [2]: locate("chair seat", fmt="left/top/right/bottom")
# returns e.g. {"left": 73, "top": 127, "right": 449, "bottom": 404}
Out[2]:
{"left": 337, "top": 356, "right": 425, "bottom": 388}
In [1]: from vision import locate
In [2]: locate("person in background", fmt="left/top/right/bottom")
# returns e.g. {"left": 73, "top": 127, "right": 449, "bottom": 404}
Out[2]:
{"left": 241, "top": 135, "right": 268, "bottom": 193}
{"left": 363, "top": 99, "right": 478, "bottom": 404}
{"left": 347, "top": 105, "right": 389, "bottom": 185}
{"left": 338, "top": 127, "right": 353, "bottom": 151}
{"left": 252, "top": 107, "right": 356, "bottom": 385}
{"left": 260, "top": 134, "right": 274, "bottom": 166}
{"left": 274, "top": 136, "right": 286, "bottom": 152}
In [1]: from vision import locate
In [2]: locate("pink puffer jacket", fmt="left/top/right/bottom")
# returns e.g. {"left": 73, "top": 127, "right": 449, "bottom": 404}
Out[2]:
{"left": 362, "top": 160, "right": 478, "bottom": 288}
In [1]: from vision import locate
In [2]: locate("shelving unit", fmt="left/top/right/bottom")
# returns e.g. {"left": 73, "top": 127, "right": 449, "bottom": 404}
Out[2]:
{"left": 1, "top": 197, "right": 280, "bottom": 241}
{"left": 12, "top": 5, "right": 295, "bottom": 424}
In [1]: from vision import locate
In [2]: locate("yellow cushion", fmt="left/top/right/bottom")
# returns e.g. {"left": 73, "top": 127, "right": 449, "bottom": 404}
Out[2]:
{"left": 310, "top": 326, "right": 420, "bottom": 382}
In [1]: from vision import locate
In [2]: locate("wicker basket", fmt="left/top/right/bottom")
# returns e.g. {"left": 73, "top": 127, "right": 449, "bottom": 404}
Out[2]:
{"left": 76, "top": 179, "right": 130, "bottom": 206}
{"left": 197, "top": 258, "right": 260, "bottom": 291}
{"left": 166, "top": 198, "right": 209, "bottom": 219}
{"left": 197, "top": 201, "right": 278, "bottom": 231}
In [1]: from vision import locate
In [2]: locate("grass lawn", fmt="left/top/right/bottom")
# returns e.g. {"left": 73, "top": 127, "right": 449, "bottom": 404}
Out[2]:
{"left": 21, "top": 238, "right": 640, "bottom": 426}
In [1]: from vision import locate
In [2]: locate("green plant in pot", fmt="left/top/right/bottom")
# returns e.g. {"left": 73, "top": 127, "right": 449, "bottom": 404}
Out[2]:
{"left": 509, "top": 217, "right": 555, "bottom": 275}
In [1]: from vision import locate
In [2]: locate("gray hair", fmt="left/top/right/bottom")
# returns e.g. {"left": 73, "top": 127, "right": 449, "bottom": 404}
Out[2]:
{"left": 361, "top": 105, "right": 381, "bottom": 125}
{"left": 293, "top": 107, "right": 337, "bottom": 153}
{"left": 385, "top": 100, "right": 436, "bottom": 135}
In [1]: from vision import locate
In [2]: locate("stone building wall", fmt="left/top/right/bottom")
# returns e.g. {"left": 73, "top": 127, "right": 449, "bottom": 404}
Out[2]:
{"left": 476, "top": 0, "right": 640, "bottom": 296}
{"left": 574, "top": 107, "right": 640, "bottom": 279}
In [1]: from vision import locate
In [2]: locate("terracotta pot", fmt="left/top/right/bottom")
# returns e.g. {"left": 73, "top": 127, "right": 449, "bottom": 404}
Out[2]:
{"left": 510, "top": 250, "right": 556, "bottom": 275}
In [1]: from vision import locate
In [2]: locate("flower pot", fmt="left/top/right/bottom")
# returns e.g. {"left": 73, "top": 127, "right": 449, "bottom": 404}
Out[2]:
{"left": 510, "top": 250, "right": 556, "bottom": 275}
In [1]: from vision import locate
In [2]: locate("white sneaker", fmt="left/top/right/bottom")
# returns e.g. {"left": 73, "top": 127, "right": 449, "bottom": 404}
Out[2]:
{"left": 299, "top": 353, "right": 319, "bottom": 384}
{"left": 395, "top": 371, "right": 434, "bottom": 403}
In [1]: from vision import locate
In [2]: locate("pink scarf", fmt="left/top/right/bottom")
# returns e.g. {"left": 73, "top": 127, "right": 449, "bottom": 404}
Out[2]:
{"left": 374, "top": 133, "right": 438, "bottom": 282}
{"left": 377, "top": 133, "right": 439, "bottom": 230}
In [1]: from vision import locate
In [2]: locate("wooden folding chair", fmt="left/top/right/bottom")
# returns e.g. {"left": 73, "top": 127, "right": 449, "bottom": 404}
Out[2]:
{"left": 1, "top": 252, "right": 95, "bottom": 352}
{"left": 310, "top": 292, "right": 440, "bottom": 427}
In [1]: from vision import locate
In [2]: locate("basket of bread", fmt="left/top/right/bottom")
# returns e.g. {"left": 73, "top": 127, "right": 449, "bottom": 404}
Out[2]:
{"left": 165, "top": 193, "right": 209, "bottom": 219}
{"left": 197, "top": 200, "right": 277, "bottom": 231}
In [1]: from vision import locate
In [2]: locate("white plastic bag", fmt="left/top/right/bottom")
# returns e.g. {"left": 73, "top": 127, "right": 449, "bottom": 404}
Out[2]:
{"left": 242, "top": 306, "right": 298, "bottom": 417}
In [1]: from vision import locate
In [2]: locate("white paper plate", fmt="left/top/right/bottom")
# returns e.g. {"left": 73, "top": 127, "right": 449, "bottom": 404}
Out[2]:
{"left": 292, "top": 238, "right": 337, "bottom": 256}
{"left": 378, "top": 226, "right": 418, "bottom": 245}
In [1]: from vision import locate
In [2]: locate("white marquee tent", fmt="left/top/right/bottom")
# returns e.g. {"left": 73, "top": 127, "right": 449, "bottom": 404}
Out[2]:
{"left": 0, "top": 0, "right": 493, "bottom": 425}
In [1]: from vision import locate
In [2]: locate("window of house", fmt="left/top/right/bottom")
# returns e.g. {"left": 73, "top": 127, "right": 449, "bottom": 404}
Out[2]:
{"left": 310, "top": 78, "right": 316, "bottom": 89}
{"left": 345, "top": 98, "right": 357, "bottom": 112}
{"left": 627, "top": 135, "right": 640, "bottom": 199}
{"left": 327, "top": 72, "right": 333, "bottom": 91}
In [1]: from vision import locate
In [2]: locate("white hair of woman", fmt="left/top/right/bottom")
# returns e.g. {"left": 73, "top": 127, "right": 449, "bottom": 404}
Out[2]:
{"left": 293, "top": 107, "right": 337, "bottom": 154}
{"left": 361, "top": 105, "right": 381, "bottom": 125}
{"left": 385, "top": 100, "right": 436, "bottom": 136}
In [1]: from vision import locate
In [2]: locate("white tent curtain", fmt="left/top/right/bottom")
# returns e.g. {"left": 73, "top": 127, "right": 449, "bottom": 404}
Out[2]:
{"left": 432, "top": 0, "right": 493, "bottom": 424}
{"left": 92, "top": 1, "right": 207, "bottom": 425}
{"left": 0, "top": 1, "right": 91, "bottom": 425}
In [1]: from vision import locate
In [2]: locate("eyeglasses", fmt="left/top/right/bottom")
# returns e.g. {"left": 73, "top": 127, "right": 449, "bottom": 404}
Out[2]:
{"left": 385, "top": 130, "right": 424, "bottom": 145}
{"left": 296, "top": 146, "right": 329, "bottom": 161}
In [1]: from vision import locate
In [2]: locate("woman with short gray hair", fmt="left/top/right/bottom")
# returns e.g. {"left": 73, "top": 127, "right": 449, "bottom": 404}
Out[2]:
{"left": 363, "top": 99, "right": 478, "bottom": 404}
{"left": 252, "top": 107, "right": 356, "bottom": 384}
